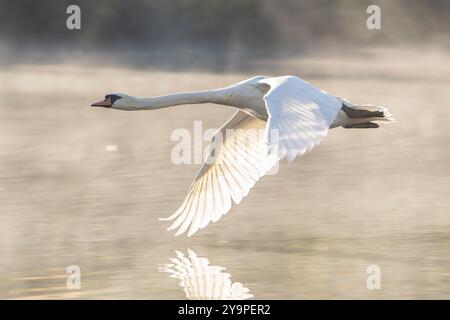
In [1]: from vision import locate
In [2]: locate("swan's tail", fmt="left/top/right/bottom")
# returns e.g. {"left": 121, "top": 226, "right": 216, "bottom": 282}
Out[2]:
{"left": 340, "top": 102, "right": 395, "bottom": 129}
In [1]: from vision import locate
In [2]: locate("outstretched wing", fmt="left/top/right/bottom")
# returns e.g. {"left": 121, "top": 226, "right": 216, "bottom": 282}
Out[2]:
{"left": 160, "top": 110, "right": 277, "bottom": 236}
{"left": 160, "top": 249, "right": 254, "bottom": 300}
{"left": 259, "top": 76, "right": 342, "bottom": 162}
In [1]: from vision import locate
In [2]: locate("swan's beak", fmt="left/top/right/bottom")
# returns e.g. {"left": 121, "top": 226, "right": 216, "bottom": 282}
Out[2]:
{"left": 91, "top": 97, "right": 112, "bottom": 107}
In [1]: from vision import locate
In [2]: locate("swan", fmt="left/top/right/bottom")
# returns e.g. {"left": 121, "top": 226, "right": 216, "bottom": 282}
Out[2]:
{"left": 159, "top": 249, "right": 253, "bottom": 300}
{"left": 91, "top": 75, "right": 394, "bottom": 236}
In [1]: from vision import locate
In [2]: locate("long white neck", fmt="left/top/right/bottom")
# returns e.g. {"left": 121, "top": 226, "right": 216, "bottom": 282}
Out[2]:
{"left": 117, "top": 88, "right": 232, "bottom": 110}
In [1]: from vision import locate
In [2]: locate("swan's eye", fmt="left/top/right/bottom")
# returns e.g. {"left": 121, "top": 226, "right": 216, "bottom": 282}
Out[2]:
{"left": 108, "top": 94, "right": 122, "bottom": 104}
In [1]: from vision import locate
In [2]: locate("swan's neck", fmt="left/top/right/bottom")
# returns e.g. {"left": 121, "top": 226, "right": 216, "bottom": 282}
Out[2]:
{"left": 121, "top": 88, "right": 232, "bottom": 110}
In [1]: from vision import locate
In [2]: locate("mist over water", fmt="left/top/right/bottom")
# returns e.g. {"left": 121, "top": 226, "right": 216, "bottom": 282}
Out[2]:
{"left": 1, "top": 47, "right": 449, "bottom": 298}
{"left": 1, "top": 1, "right": 450, "bottom": 299}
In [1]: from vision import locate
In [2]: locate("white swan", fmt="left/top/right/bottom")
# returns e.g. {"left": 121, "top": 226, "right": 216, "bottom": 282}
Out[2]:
{"left": 159, "top": 249, "right": 254, "bottom": 300}
{"left": 91, "top": 75, "right": 394, "bottom": 236}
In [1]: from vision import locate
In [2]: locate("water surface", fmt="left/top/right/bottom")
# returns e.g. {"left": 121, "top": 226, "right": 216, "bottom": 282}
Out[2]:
{"left": 1, "top": 48, "right": 449, "bottom": 299}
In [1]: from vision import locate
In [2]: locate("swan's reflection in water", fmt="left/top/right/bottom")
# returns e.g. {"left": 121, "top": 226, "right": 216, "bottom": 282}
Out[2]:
{"left": 160, "top": 249, "right": 254, "bottom": 300}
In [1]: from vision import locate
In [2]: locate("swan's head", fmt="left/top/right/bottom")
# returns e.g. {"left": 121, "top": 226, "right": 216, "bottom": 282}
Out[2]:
{"left": 91, "top": 93, "right": 135, "bottom": 109}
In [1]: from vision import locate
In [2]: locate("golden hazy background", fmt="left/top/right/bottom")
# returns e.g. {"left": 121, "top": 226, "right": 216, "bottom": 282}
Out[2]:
{"left": 0, "top": 0, "right": 449, "bottom": 299}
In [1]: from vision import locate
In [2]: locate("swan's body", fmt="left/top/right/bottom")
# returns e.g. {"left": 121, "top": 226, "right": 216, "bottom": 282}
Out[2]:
{"left": 91, "top": 75, "right": 394, "bottom": 236}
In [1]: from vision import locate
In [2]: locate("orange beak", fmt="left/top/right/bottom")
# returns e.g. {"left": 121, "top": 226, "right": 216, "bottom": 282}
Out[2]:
{"left": 91, "top": 97, "right": 112, "bottom": 107}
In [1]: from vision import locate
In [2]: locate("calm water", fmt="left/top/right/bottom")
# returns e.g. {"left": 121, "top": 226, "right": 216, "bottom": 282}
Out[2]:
{"left": 1, "top": 48, "right": 450, "bottom": 299}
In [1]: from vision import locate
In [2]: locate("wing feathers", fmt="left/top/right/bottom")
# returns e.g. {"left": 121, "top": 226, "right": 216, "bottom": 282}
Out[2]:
{"left": 162, "top": 76, "right": 342, "bottom": 236}
{"left": 163, "top": 111, "right": 274, "bottom": 236}
{"left": 261, "top": 76, "right": 341, "bottom": 163}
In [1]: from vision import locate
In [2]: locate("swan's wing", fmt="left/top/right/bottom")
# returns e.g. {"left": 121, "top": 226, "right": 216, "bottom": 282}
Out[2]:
{"left": 159, "top": 249, "right": 254, "bottom": 300}
{"left": 259, "top": 76, "right": 342, "bottom": 162}
{"left": 160, "top": 110, "right": 277, "bottom": 236}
